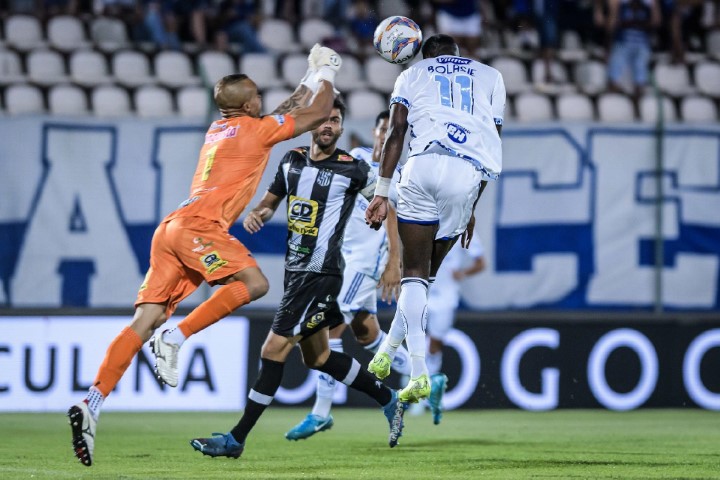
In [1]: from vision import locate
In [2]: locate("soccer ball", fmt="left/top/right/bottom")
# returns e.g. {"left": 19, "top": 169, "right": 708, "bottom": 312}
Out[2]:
{"left": 373, "top": 16, "right": 422, "bottom": 65}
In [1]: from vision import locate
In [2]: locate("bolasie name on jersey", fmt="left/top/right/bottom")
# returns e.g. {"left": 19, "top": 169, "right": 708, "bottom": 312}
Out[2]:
{"left": 428, "top": 57, "right": 475, "bottom": 76}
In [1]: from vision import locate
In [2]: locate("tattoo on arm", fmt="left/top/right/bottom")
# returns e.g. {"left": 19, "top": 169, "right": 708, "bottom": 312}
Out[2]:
{"left": 271, "top": 85, "right": 312, "bottom": 115}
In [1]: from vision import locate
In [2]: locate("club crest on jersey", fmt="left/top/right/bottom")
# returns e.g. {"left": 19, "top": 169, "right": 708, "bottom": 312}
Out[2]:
{"left": 288, "top": 195, "right": 319, "bottom": 236}
{"left": 338, "top": 154, "right": 353, "bottom": 162}
{"left": 199, "top": 250, "right": 227, "bottom": 273}
{"left": 316, "top": 169, "right": 332, "bottom": 187}
{"left": 446, "top": 122, "right": 469, "bottom": 144}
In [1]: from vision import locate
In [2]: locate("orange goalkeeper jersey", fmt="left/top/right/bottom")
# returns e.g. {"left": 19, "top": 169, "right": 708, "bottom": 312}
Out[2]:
{"left": 165, "top": 113, "right": 296, "bottom": 230}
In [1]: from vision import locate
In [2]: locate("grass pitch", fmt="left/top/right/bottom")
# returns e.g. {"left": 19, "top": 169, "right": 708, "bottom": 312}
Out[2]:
{"left": 1, "top": 408, "right": 719, "bottom": 479}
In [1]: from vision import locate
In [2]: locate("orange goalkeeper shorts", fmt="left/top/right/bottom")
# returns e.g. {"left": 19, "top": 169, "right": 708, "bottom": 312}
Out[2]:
{"left": 135, "top": 216, "right": 258, "bottom": 316}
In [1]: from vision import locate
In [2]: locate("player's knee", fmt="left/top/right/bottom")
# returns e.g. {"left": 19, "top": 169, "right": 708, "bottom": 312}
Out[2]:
{"left": 304, "top": 349, "right": 330, "bottom": 369}
{"left": 245, "top": 275, "right": 270, "bottom": 300}
{"left": 350, "top": 313, "right": 378, "bottom": 345}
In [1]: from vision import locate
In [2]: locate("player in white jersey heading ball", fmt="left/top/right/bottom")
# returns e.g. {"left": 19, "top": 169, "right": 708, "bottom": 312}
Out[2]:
{"left": 365, "top": 34, "right": 505, "bottom": 404}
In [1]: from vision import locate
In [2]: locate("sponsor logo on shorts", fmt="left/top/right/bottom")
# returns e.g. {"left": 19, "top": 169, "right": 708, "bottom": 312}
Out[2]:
{"left": 200, "top": 250, "right": 228, "bottom": 274}
{"left": 306, "top": 312, "right": 324, "bottom": 329}
{"left": 446, "top": 122, "right": 469, "bottom": 144}
{"left": 191, "top": 237, "right": 214, "bottom": 253}
{"left": 288, "top": 195, "right": 318, "bottom": 236}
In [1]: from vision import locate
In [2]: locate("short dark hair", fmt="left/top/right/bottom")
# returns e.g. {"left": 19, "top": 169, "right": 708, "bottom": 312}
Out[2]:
{"left": 375, "top": 110, "right": 390, "bottom": 127}
{"left": 421, "top": 34, "right": 459, "bottom": 58}
{"left": 333, "top": 97, "right": 346, "bottom": 123}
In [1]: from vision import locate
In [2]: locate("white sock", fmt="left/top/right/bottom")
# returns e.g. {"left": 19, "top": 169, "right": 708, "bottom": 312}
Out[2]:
{"left": 163, "top": 327, "right": 186, "bottom": 347}
{"left": 426, "top": 350, "right": 443, "bottom": 376}
{"left": 377, "top": 309, "right": 407, "bottom": 359}
{"left": 398, "top": 278, "right": 429, "bottom": 378}
{"left": 365, "top": 330, "right": 411, "bottom": 376}
{"left": 311, "top": 338, "right": 343, "bottom": 418}
{"left": 84, "top": 386, "right": 104, "bottom": 421}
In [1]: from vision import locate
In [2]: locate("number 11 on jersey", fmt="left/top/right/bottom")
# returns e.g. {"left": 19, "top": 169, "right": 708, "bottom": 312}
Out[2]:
{"left": 434, "top": 74, "right": 473, "bottom": 113}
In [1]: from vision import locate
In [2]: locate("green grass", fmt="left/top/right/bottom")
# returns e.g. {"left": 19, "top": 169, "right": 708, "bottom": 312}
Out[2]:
{"left": 1, "top": 409, "right": 719, "bottom": 479}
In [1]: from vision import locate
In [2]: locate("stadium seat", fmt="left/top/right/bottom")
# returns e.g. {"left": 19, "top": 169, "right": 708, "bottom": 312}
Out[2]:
{"left": 113, "top": 50, "right": 155, "bottom": 87}
{"left": 262, "top": 87, "right": 292, "bottom": 114}
{"left": 653, "top": 63, "right": 693, "bottom": 97}
{"left": 239, "top": 53, "right": 282, "bottom": 89}
{"left": 335, "top": 55, "right": 366, "bottom": 92}
{"left": 258, "top": 19, "right": 298, "bottom": 53}
{"left": 490, "top": 56, "right": 531, "bottom": 95}
{"left": 364, "top": 56, "right": 402, "bottom": 94}
{"left": 47, "top": 15, "right": 90, "bottom": 52}
{"left": 707, "top": 30, "right": 720, "bottom": 61}
{"left": 694, "top": 62, "right": 720, "bottom": 97}
{"left": 281, "top": 53, "right": 311, "bottom": 88}
{"left": 92, "top": 85, "right": 132, "bottom": 117}
{"left": 5, "top": 83, "right": 45, "bottom": 114}
{"left": 574, "top": 60, "right": 607, "bottom": 95}
{"left": 347, "top": 89, "right": 387, "bottom": 119}
{"left": 5, "top": 14, "right": 45, "bottom": 51}
{"left": 531, "top": 58, "right": 568, "bottom": 84}
{"left": 298, "top": 18, "right": 335, "bottom": 49}
{"left": 48, "top": 84, "right": 88, "bottom": 115}
{"left": 197, "top": 51, "right": 235, "bottom": 85}
{"left": 680, "top": 95, "right": 718, "bottom": 122}
{"left": 135, "top": 85, "right": 174, "bottom": 117}
{"left": 154, "top": 51, "right": 201, "bottom": 88}
{"left": 0, "top": 49, "right": 27, "bottom": 84}
{"left": 90, "top": 17, "right": 129, "bottom": 52}
{"left": 597, "top": 93, "right": 635, "bottom": 122}
{"left": 70, "top": 50, "right": 112, "bottom": 87}
{"left": 377, "top": 1, "right": 410, "bottom": 17}
{"left": 177, "top": 86, "right": 211, "bottom": 118}
{"left": 558, "top": 30, "right": 588, "bottom": 62}
{"left": 556, "top": 93, "right": 595, "bottom": 121}
{"left": 514, "top": 92, "right": 554, "bottom": 122}
{"left": 638, "top": 94, "right": 678, "bottom": 123}
{"left": 27, "top": 49, "right": 69, "bottom": 85}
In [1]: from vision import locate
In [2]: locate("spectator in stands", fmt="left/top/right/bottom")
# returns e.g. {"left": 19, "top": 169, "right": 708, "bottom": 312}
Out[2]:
{"left": 663, "top": 0, "right": 711, "bottom": 63}
{"left": 431, "top": 0, "right": 486, "bottom": 56}
{"left": 537, "top": 0, "right": 561, "bottom": 84}
{"left": 214, "top": 0, "right": 267, "bottom": 53}
{"left": 605, "top": 0, "right": 661, "bottom": 101}
{"left": 143, "top": 1, "right": 209, "bottom": 50}
{"left": 348, "top": 0, "right": 379, "bottom": 57}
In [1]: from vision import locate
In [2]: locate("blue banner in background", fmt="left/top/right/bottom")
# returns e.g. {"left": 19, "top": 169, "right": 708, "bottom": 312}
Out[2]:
{"left": 1, "top": 117, "right": 719, "bottom": 310}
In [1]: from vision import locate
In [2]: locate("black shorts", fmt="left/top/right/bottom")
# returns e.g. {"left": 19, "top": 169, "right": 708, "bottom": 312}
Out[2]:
{"left": 272, "top": 271, "right": 344, "bottom": 338}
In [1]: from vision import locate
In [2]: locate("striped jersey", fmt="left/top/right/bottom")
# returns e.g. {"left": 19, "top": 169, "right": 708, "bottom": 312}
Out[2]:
{"left": 390, "top": 55, "right": 505, "bottom": 179}
{"left": 268, "top": 146, "right": 375, "bottom": 274}
{"left": 342, "top": 146, "right": 400, "bottom": 280}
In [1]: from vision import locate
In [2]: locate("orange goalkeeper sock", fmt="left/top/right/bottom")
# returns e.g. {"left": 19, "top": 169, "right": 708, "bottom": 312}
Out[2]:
{"left": 93, "top": 326, "right": 143, "bottom": 397}
{"left": 177, "top": 281, "right": 250, "bottom": 338}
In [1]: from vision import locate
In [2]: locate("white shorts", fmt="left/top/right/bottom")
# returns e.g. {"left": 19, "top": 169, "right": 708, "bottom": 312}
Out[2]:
{"left": 396, "top": 154, "right": 483, "bottom": 240}
{"left": 427, "top": 287, "right": 460, "bottom": 340}
{"left": 338, "top": 268, "right": 378, "bottom": 324}
{"left": 436, "top": 11, "right": 482, "bottom": 38}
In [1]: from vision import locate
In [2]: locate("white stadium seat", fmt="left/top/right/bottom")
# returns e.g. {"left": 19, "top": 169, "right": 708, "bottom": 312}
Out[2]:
{"left": 5, "top": 15, "right": 45, "bottom": 51}
{"left": 0, "top": 49, "right": 27, "bottom": 84}
{"left": 281, "top": 53, "right": 310, "bottom": 88}
{"left": 334, "top": 55, "right": 366, "bottom": 92}
{"left": 298, "top": 18, "right": 335, "bottom": 49}
{"left": 135, "top": 85, "right": 174, "bottom": 117}
{"left": 90, "top": 17, "right": 130, "bottom": 52}
{"left": 258, "top": 19, "right": 298, "bottom": 54}
{"left": 177, "top": 86, "right": 211, "bottom": 118}
{"left": 364, "top": 56, "right": 402, "bottom": 94}
{"left": 531, "top": 58, "right": 568, "bottom": 84}
{"left": 27, "top": 49, "right": 69, "bottom": 86}
{"left": 597, "top": 93, "right": 635, "bottom": 122}
{"left": 556, "top": 93, "right": 595, "bottom": 121}
{"left": 154, "top": 51, "right": 201, "bottom": 88}
{"left": 113, "top": 50, "right": 155, "bottom": 87}
{"left": 92, "top": 85, "right": 132, "bottom": 117}
{"left": 680, "top": 95, "right": 717, "bottom": 122}
{"left": 638, "top": 94, "right": 678, "bottom": 123}
{"left": 48, "top": 84, "right": 88, "bottom": 115}
{"left": 70, "top": 50, "right": 113, "bottom": 87}
{"left": 5, "top": 83, "right": 45, "bottom": 114}
{"left": 262, "top": 87, "right": 292, "bottom": 114}
{"left": 574, "top": 60, "right": 607, "bottom": 95}
{"left": 239, "top": 53, "right": 282, "bottom": 89}
{"left": 490, "top": 56, "right": 531, "bottom": 95}
{"left": 653, "top": 63, "right": 693, "bottom": 97}
{"left": 347, "top": 89, "right": 387, "bottom": 119}
{"left": 197, "top": 51, "right": 235, "bottom": 85}
{"left": 47, "top": 15, "right": 90, "bottom": 52}
{"left": 694, "top": 62, "right": 720, "bottom": 97}
{"left": 514, "top": 92, "right": 554, "bottom": 122}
